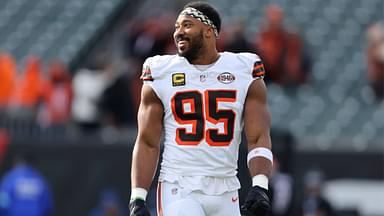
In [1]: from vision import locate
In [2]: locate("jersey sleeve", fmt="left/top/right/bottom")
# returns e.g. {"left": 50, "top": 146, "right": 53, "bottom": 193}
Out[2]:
{"left": 140, "top": 57, "right": 155, "bottom": 83}
{"left": 237, "top": 52, "right": 266, "bottom": 80}
{"left": 140, "top": 55, "right": 174, "bottom": 84}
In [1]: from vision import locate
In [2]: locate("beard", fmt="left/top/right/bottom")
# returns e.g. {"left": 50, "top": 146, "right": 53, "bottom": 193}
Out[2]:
{"left": 176, "top": 31, "right": 204, "bottom": 62}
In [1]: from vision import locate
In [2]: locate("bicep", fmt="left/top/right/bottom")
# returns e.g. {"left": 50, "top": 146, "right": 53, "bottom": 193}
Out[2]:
{"left": 136, "top": 84, "right": 164, "bottom": 148}
{"left": 243, "top": 79, "right": 271, "bottom": 149}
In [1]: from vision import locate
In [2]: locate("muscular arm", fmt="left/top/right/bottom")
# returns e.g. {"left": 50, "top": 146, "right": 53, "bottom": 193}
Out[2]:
{"left": 131, "top": 84, "right": 164, "bottom": 190}
{"left": 243, "top": 79, "right": 272, "bottom": 178}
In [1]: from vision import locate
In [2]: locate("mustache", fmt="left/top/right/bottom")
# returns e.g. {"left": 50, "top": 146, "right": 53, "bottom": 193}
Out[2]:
{"left": 175, "top": 35, "right": 190, "bottom": 42}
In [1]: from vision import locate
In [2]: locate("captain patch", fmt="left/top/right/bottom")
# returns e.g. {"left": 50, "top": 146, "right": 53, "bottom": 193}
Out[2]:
{"left": 172, "top": 73, "right": 185, "bottom": 86}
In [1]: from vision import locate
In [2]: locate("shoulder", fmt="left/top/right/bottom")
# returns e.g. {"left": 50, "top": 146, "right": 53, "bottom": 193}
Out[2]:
{"left": 221, "top": 52, "right": 265, "bottom": 79}
{"left": 141, "top": 55, "right": 180, "bottom": 81}
{"left": 143, "top": 55, "right": 179, "bottom": 70}
{"left": 221, "top": 52, "right": 262, "bottom": 65}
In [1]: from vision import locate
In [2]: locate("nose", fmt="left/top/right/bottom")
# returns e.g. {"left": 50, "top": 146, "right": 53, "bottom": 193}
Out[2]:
{"left": 174, "top": 27, "right": 185, "bottom": 39}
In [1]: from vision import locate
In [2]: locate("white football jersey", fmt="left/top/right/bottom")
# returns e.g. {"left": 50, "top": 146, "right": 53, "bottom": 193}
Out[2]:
{"left": 141, "top": 52, "right": 265, "bottom": 179}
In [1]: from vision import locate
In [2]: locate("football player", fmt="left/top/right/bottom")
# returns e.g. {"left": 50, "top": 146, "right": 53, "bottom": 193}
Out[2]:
{"left": 130, "top": 2, "right": 273, "bottom": 216}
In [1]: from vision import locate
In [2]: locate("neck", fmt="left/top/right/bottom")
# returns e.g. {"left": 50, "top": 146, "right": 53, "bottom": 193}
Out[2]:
{"left": 189, "top": 45, "right": 220, "bottom": 65}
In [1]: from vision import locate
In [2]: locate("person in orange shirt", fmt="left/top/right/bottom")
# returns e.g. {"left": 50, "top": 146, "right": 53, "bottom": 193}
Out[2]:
{"left": 254, "top": 4, "right": 310, "bottom": 86}
{"left": 0, "top": 53, "right": 16, "bottom": 109}
{"left": 8, "top": 56, "right": 42, "bottom": 118}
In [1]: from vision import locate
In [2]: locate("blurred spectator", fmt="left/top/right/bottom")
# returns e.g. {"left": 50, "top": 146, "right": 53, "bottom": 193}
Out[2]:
{"left": 366, "top": 21, "right": 384, "bottom": 101}
{"left": 224, "top": 18, "right": 254, "bottom": 53}
{"left": 270, "top": 157, "right": 294, "bottom": 216}
{"left": 37, "top": 60, "right": 72, "bottom": 127}
{"left": 301, "top": 170, "right": 334, "bottom": 216}
{"left": 124, "top": 17, "right": 172, "bottom": 62}
{"left": 8, "top": 56, "right": 42, "bottom": 118}
{"left": 0, "top": 129, "right": 9, "bottom": 164}
{"left": 88, "top": 188, "right": 127, "bottom": 216}
{"left": 254, "top": 4, "right": 310, "bottom": 86}
{"left": 0, "top": 153, "right": 54, "bottom": 216}
{"left": 71, "top": 56, "right": 112, "bottom": 133}
{"left": 0, "top": 53, "right": 16, "bottom": 111}
{"left": 100, "top": 71, "right": 135, "bottom": 128}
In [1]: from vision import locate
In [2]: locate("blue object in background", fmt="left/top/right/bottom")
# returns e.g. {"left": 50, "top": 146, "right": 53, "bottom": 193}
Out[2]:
{"left": 0, "top": 163, "right": 54, "bottom": 216}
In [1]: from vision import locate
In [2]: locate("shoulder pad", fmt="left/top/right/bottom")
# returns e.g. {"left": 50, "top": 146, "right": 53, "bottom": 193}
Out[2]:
{"left": 236, "top": 52, "right": 261, "bottom": 64}
{"left": 140, "top": 55, "right": 176, "bottom": 81}
{"left": 236, "top": 52, "right": 265, "bottom": 79}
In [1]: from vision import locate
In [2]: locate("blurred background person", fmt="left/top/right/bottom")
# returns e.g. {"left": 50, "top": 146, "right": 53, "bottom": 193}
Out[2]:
{"left": 7, "top": 56, "right": 43, "bottom": 119}
{"left": 88, "top": 188, "right": 127, "bottom": 216}
{"left": 254, "top": 4, "right": 311, "bottom": 86}
{"left": 366, "top": 21, "right": 384, "bottom": 101}
{"left": 0, "top": 53, "right": 16, "bottom": 113}
{"left": 0, "top": 129, "right": 9, "bottom": 165}
{"left": 224, "top": 18, "right": 255, "bottom": 53}
{"left": 269, "top": 157, "right": 294, "bottom": 216}
{"left": 301, "top": 170, "right": 334, "bottom": 216}
{"left": 36, "top": 60, "right": 73, "bottom": 128}
{"left": 0, "top": 153, "right": 54, "bottom": 216}
{"left": 99, "top": 69, "right": 135, "bottom": 129}
{"left": 71, "top": 54, "right": 113, "bottom": 134}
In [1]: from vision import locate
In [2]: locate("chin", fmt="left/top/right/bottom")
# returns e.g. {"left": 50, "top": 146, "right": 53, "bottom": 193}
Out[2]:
{"left": 177, "top": 49, "right": 187, "bottom": 57}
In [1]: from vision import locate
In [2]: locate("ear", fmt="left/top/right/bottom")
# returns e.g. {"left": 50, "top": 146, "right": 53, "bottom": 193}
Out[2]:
{"left": 204, "top": 27, "right": 214, "bottom": 38}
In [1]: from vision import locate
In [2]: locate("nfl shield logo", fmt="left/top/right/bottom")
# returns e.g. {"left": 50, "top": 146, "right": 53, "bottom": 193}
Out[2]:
{"left": 200, "top": 74, "right": 207, "bottom": 82}
{"left": 171, "top": 188, "right": 178, "bottom": 195}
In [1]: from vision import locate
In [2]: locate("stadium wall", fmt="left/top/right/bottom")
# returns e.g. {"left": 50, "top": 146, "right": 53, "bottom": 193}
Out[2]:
{"left": 0, "top": 141, "right": 382, "bottom": 216}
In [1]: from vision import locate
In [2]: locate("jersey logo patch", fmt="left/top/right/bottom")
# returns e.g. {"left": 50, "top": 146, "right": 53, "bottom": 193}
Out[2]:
{"left": 217, "top": 72, "right": 235, "bottom": 84}
{"left": 140, "top": 66, "right": 154, "bottom": 81}
{"left": 171, "top": 188, "right": 178, "bottom": 195}
{"left": 200, "top": 74, "right": 207, "bottom": 82}
{"left": 252, "top": 61, "right": 265, "bottom": 79}
{"left": 172, "top": 73, "right": 185, "bottom": 86}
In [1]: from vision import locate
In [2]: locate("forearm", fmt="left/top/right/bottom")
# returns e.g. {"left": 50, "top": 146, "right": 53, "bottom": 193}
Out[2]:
{"left": 247, "top": 134, "right": 272, "bottom": 178}
{"left": 131, "top": 140, "right": 160, "bottom": 191}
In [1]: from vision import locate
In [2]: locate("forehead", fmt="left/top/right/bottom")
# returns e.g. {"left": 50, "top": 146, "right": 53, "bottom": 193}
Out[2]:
{"left": 175, "top": 15, "right": 202, "bottom": 26}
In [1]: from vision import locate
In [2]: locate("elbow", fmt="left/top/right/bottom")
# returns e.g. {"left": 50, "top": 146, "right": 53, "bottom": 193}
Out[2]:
{"left": 136, "top": 135, "right": 161, "bottom": 152}
{"left": 248, "top": 134, "right": 272, "bottom": 150}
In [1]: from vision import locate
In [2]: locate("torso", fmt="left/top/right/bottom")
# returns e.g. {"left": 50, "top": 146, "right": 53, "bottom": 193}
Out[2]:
{"left": 144, "top": 52, "right": 260, "bottom": 177}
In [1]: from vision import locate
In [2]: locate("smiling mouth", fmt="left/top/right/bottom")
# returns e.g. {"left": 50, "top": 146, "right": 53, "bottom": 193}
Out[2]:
{"left": 177, "top": 40, "right": 189, "bottom": 49}
{"left": 178, "top": 40, "right": 188, "bottom": 45}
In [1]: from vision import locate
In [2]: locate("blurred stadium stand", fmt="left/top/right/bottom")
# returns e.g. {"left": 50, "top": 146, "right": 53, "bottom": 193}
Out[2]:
{"left": 0, "top": 0, "right": 381, "bottom": 149}
{"left": 0, "top": 0, "right": 137, "bottom": 66}
{"left": 204, "top": 0, "right": 384, "bottom": 152}
{"left": 0, "top": 0, "right": 383, "bottom": 215}
{"left": 0, "top": 0, "right": 381, "bottom": 151}
{"left": 0, "top": 0, "right": 141, "bottom": 143}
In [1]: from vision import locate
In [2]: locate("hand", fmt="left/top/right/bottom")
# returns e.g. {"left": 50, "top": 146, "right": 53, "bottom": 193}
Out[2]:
{"left": 241, "top": 186, "right": 271, "bottom": 216}
{"left": 129, "top": 199, "right": 151, "bottom": 216}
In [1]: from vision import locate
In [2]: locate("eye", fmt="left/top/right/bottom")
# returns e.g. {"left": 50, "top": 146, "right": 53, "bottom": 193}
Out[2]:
{"left": 175, "top": 25, "right": 180, "bottom": 31}
{"left": 184, "top": 23, "right": 192, "bottom": 28}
